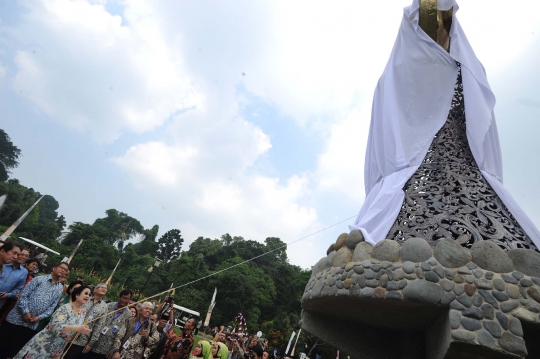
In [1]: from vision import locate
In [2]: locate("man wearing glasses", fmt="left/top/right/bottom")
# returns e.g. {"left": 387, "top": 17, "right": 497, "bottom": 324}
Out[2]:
{"left": 0, "top": 247, "right": 28, "bottom": 308}
{"left": 0, "top": 261, "right": 68, "bottom": 359}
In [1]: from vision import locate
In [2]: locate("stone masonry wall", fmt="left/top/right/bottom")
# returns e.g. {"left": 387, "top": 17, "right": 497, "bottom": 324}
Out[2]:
{"left": 302, "top": 231, "right": 540, "bottom": 358}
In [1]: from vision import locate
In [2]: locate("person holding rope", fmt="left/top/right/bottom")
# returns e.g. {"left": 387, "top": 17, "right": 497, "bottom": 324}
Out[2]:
{"left": 63, "top": 282, "right": 109, "bottom": 359}
{"left": 148, "top": 297, "right": 176, "bottom": 359}
{"left": 13, "top": 285, "right": 93, "bottom": 359}
{"left": 113, "top": 301, "right": 160, "bottom": 359}
{"left": 85, "top": 289, "right": 133, "bottom": 359}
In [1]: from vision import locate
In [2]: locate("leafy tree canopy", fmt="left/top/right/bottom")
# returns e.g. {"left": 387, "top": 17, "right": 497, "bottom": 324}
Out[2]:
{"left": 0, "top": 129, "right": 21, "bottom": 182}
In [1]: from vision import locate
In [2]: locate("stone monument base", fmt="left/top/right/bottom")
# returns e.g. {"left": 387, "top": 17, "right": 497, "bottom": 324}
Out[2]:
{"left": 301, "top": 233, "right": 540, "bottom": 358}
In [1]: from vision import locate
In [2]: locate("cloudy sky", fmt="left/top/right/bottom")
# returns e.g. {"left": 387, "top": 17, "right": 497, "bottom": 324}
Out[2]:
{"left": 2, "top": 0, "right": 540, "bottom": 269}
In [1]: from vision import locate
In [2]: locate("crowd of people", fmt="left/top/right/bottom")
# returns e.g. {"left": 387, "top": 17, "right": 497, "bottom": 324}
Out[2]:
{"left": 0, "top": 241, "right": 276, "bottom": 359}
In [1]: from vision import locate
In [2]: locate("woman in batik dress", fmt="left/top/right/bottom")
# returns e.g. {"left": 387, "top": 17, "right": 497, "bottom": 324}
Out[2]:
{"left": 14, "top": 285, "right": 92, "bottom": 359}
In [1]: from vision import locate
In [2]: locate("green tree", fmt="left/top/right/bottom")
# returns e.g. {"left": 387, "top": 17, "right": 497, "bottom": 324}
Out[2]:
{"left": 62, "top": 222, "right": 95, "bottom": 246}
{"left": 0, "top": 179, "right": 64, "bottom": 242}
{"left": 92, "top": 209, "right": 144, "bottom": 246}
{"left": 0, "top": 130, "right": 22, "bottom": 182}
{"left": 133, "top": 225, "right": 159, "bottom": 256}
{"left": 157, "top": 229, "right": 183, "bottom": 262}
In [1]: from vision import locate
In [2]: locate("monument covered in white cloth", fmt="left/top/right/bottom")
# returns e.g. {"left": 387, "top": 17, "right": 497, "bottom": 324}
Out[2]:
{"left": 300, "top": 1, "right": 540, "bottom": 358}
{"left": 348, "top": 0, "right": 540, "bottom": 251}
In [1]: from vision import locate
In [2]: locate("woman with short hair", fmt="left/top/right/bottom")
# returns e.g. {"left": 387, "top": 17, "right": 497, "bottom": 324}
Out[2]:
{"left": 13, "top": 285, "right": 92, "bottom": 359}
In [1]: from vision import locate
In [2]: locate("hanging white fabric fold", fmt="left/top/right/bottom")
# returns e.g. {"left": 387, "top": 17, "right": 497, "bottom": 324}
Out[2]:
{"left": 349, "top": 0, "right": 540, "bottom": 248}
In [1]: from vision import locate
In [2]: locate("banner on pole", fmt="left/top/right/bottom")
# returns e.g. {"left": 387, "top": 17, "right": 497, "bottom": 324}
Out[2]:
{"left": 203, "top": 287, "right": 217, "bottom": 327}
{"left": 285, "top": 331, "right": 296, "bottom": 355}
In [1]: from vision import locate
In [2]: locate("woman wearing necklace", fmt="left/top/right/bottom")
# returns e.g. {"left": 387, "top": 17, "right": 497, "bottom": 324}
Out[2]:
{"left": 113, "top": 301, "right": 160, "bottom": 359}
{"left": 13, "top": 285, "right": 92, "bottom": 359}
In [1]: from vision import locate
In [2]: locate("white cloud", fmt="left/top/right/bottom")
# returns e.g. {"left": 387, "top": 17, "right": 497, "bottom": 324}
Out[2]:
{"left": 113, "top": 138, "right": 318, "bottom": 264}
{"left": 0, "top": 61, "right": 6, "bottom": 78}
{"left": 10, "top": 0, "right": 198, "bottom": 142}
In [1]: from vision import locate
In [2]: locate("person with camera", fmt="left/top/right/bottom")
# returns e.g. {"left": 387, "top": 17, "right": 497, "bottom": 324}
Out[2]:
{"left": 148, "top": 296, "right": 175, "bottom": 359}
{"left": 161, "top": 317, "right": 197, "bottom": 359}
{"left": 113, "top": 301, "right": 160, "bottom": 359}
{"left": 155, "top": 295, "right": 174, "bottom": 323}
{"left": 245, "top": 345, "right": 263, "bottom": 359}
{"left": 227, "top": 336, "right": 244, "bottom": 359}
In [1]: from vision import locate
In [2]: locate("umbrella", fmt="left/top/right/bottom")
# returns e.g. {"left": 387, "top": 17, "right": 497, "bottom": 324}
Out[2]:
{"left": 18, "top": 237, "right": 61, "bottom": 255}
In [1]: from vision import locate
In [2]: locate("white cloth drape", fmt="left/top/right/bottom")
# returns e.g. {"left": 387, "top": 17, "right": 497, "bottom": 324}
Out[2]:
{"left": 349, "top": 0, "right": 540, "bottom": 248}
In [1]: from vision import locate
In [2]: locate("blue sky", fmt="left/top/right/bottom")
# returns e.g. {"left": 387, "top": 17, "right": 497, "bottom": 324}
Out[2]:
{"left": 2, "top": 0, "right": 540, "bottom": 268}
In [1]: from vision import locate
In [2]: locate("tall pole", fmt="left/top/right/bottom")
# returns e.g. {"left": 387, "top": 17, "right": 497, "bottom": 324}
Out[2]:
{"left": 106, "top": 258, "right": 121, "bottom": 284}
{"left": 285, "top": 331, "right": 296, "bottom": 356}
{"left": 306, "top": 339, "right": 320, "bottom": 357}
{"left": 290, "top": 329, "right": 302, "bottom": 356}
{"left": 0, "top": 195, "right": 44, "bottom": 241}
{"left": 0, "top": 195, "right": 6, "bottom": 213}
{"left": 66, "top": 239, "right": 84, "bottom": 264}
{"left": 203, "top": 287, "right": 217, "bottom": 327}
{"left": 90, "top": 260, "right": 98, "bottom": 274}
{"left": 139, "top": 268, "right": 154, "bottom": 299}
{"left": 137, "top": 260, "right": 160, "bottom": 300}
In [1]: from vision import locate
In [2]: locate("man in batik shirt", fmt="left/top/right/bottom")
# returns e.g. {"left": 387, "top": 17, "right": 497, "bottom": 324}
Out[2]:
{"left": 0, "top": 261, "right": 67, "bottom": 359}
{"left": 162, "top": 318, "right": 197, "bottom": 359}
{"left": 113, "top": 301, "right": 160, "bottom": 359}
{"left": 88, "top": 289, "right": 133, "bottom": 359}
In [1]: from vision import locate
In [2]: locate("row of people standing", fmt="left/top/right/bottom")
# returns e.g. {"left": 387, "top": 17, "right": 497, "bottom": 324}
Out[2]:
{"left": 0, "top": 252, "right": 69, "bottom": 358}
{"left": 0, "top": 240, "right": 161, "bottom": 359}
{"left": 1, "top": 241, "right": 253, "bottom": 359}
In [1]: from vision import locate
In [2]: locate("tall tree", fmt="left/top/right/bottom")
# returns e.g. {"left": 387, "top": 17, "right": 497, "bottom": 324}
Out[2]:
{"left": 92, "top": 209, "right": 144, "bottom": 246}
{"left": 133, "top": 225, "right": 159, "bottom": 256}
{"left": 0, "top": 130, "right": 21, "bottom": 182}
{"left": 157, "top": 229, "right": 183, "bottom": 262}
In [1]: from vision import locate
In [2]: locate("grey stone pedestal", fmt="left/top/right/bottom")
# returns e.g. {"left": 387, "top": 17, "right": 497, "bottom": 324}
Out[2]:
{"left": 301, "top": 236, "right": 540, "bottom": 358}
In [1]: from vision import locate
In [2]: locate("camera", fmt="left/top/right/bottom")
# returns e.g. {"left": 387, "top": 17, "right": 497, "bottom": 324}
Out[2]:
{"left": 227, "top": 334, "right": 237, "bottom": 341}
{"left": 165, "top": 295, "right": 174, "bottom": 303}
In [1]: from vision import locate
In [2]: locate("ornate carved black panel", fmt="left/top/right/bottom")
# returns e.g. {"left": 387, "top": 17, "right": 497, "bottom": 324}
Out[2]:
{"left": 386, "top": 63, "right": 538, "bottom": 251}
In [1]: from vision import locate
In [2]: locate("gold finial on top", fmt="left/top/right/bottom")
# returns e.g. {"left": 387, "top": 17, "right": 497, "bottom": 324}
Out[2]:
{"left": 419, "top": 0, "right": 453, "bottom": 51}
